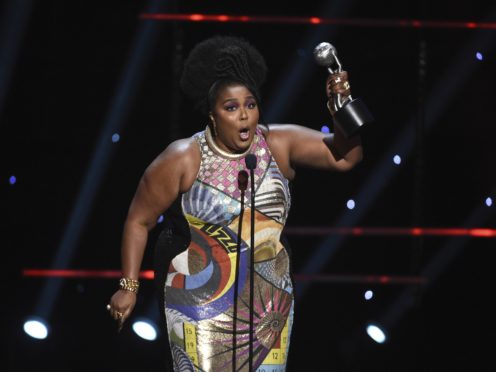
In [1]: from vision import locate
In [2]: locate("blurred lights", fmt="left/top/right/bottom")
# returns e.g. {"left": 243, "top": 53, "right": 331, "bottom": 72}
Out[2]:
{"left": 321, "top": 125, "right": 330, "bottom": 133}
{"left": 24, "top": 318, "right": 49, "bottom": 340}
{"left": 132, "top": 320, "right": 158, "bottom": 341}
{"left": 366, "top": 323, "right": 387, "bottom": 344}
{"left": 157, "top": 215, "right": 164, "bottom": 223}
{"left": 9, "top": 175, "right": 17, "bottom": 185}
{"left": 347, "top": 199, "right": 355, "bottom": 210}
{"left": 112, "top": 133, "right": 120, "bottom": 143}
{"left": 393, "top": 155, "right": 402, "bottom": 165}
{"left": 476, "top": 52, "right": 483, "bottom": 60}
{"left": 486, "top": 197, "right": 493, "bottom": 207}
{"left": 364, "top": 290, "right": 374, "bottom": 300}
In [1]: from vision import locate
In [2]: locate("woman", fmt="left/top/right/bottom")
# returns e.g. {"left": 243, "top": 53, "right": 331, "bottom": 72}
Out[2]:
{"left": 108, "top": 35, "right": 362, "bottom": 371}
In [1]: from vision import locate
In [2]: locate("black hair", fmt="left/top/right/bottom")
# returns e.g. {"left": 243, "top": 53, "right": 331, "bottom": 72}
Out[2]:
{"left": 180, "top": 35, "right": 267, "bottom": 115}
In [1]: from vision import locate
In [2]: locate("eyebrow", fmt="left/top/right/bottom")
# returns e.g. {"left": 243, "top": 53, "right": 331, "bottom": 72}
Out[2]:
{"left": 221, "top": 96, "right": 256, "bottom": 104}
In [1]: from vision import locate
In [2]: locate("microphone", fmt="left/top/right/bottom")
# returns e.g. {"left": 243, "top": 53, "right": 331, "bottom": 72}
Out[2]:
{"left": 245, "top": 153, "right": 257, "bottom": 170}
{"left": 237, "top": 170, "right": 248, "bottom": 191}
{"left": 313, "top": 41, "right": 374, "bottom": 138}
{"left": 232, "top": 170, "right": 248, "bottom": 371}
{"left": 245, "top": 153, "right": 257, "bottom": 372}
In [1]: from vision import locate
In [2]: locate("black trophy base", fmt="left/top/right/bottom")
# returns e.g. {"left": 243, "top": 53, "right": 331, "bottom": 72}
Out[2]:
{"left": 334, "top": 98, "right": 374, "bottom": 138}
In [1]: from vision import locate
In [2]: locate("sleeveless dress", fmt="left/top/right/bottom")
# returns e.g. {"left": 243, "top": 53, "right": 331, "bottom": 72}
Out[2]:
{"left": 164, "top": 126, "right": 294, "bottom": 371}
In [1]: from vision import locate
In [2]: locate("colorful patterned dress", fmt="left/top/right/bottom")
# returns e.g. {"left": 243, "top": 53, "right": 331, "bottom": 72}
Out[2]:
{"left": 164, "top": 126, "right": 294, "bottom": 371}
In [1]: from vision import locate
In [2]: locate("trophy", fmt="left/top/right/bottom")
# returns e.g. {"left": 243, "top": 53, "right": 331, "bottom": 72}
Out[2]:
{"left": 313, "top": 42, "right": 374, "bottom": 138}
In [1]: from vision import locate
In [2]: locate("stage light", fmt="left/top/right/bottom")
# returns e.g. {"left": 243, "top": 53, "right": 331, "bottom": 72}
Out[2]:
{"left": 157, "top": 215, "right": 164, "bottom": 223}
{"left": 23, "top": 318, "right": 49, "bottom": 340}
{"left": 112, "top": 133, "right": 120, "bottom": 143}
{"left": 321, "top": 125, "right": 330, "bottom": 133}
{"left": 366, "top": 323, "right": 387, "bottom": 344}
{"left": 393, "top": 155, "right": 401, "bottom": 165}
{"left": 364, "top": 290, "right": 374, "bottom": 300}
{"left": 132, "top": 319, "right": 158, "bottom": 341}
{"left": 486, "top": 197, "right": 493, "bottom": 207}
{"left": 476, "top": 52, "right": 483, "bottom": 60}
{"left": 9, "top": 175, "right": 16, "bottom": 185}
{"left": 347, "top": 199, "right": 355, "bottom": 210}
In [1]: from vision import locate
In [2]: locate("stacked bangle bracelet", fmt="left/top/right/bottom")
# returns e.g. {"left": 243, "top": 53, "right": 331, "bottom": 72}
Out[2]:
{"left": 119, "top": 278, "right": 140, "bottom": 293}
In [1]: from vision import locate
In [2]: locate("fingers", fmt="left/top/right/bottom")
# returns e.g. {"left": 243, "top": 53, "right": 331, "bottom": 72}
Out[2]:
{"left": 107, "top": 303, "right": 126, "bottom": 324}
{"left": 326, "top": 71, "right": 351, "bottom": 97}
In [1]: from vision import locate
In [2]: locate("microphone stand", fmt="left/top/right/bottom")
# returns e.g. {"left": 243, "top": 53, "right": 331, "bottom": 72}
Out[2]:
{"left": 245, "top": 154, "right": 257, "bottom": 372}
{"left": 233, "top": 170, "right": 248, "bottom": 372}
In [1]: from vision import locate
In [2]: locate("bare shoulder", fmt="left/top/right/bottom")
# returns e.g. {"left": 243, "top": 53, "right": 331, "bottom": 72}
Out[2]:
{"left": 145, "top": 136, "right": 201, "bottom": 193}
{"left": 260, "top": 124, "right": 298, "bottom": 180}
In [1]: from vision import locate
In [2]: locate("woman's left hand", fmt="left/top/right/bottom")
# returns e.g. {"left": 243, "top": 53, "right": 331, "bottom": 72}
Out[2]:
{"left": 326, "top": 71, "right": 351, "bottom": 115}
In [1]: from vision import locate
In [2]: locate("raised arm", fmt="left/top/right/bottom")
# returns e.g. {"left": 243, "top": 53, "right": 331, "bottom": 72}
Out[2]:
{"left": 265, "top": 71, "right": 363, "bottom": 179}
{"left": 108, "top": 137, "right": 199, "bottom": 326}
{"left": 267, "top": 123, "right": 362, "bottom": 173}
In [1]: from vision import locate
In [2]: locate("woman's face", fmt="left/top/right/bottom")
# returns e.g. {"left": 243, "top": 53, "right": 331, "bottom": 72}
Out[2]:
{"left": 210, "top": 84, "right": 259, "bottom": 154}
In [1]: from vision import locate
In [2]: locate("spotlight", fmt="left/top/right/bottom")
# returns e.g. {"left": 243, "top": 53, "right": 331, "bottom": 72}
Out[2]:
{"left": 157, "top": 215, "right": 164, "bottom": 223}
{"left": 112, "top": 133, "right": 120, "bottom": 143}
{"left": 132, "top": 319, "right": 158, "bottom": 341}
{"left": 366, "top": 323, "right": 387, "bottom": 344}
{"left": 486, "top": 197, "right": 493, "bottom": 207}
{"left": 364, "top": 290, "right": 374, "bottom": 300}
{"left": 476, "top": 52, "right": 483, "bottom": 61}
{"left": 321, "top": 125, "right": 330, "bottom": 133}
{"left": 346, "top": 199, "right": 355, "bottom": 210}
{"left": 393, "top": 155, "right": 401, "bottom": 165}
{"left": 23, "top": 317, "right": 49, "bottom": 340}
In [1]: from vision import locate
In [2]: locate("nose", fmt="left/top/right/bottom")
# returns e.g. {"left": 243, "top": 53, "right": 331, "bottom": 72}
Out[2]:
{"left": 239, "top": 107, "right": 248, "bottom": 120}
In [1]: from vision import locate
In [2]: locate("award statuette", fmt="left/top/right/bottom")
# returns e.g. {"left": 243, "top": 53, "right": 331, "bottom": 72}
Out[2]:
{"left": 314, "top": 42, "right": 374, "bottom": 138}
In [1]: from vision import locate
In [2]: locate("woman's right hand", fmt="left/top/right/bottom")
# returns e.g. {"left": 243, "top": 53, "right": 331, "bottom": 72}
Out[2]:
{"left": 108, "top": 289, "right": 137, "bottom": 331}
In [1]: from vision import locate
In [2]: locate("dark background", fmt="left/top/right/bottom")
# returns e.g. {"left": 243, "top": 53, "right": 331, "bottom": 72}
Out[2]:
{"left": 4, "top": 0, "right": 496, "bottom": 371}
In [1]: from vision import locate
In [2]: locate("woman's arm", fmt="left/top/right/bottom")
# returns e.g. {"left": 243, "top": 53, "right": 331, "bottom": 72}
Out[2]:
{"left": 265, "top": 71, "right": 363, "bottom": 178}
{"left": 109, "top": 137, "right": 199, "bottom": 324}
{"left": 268, "top": 123, "right": 362, "bottom": 174}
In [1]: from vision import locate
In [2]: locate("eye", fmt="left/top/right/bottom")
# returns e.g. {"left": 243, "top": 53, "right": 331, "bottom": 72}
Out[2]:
{"left": 224, "top": 104, "right": 237, "bottom": 111}
{"left": 246, "top": 101, "right": 257, "bottom": 109}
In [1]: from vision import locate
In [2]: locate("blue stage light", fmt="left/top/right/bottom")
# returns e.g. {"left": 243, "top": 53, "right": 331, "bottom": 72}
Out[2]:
{"left": 366, "top": 323, "right": 387, "bottom": 344}
{"left": 347, "top": 199, "right": 355, "bottom": 210}
{"left": 112, "top": 133, "right": 120, "bottom": 143}
{"left": 132, "top": 319, "right": 158, "bottom": 341}
{"left": 23, "top": 318, "right": 49, "bottom": 340}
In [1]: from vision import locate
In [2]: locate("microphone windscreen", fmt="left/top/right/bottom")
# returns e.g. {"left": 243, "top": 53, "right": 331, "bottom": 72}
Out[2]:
{"left": 245, "top": 154, "right": 257, "bottom": 170}
{"left": 237, "top": 170, "right": 248, "bottom": 191}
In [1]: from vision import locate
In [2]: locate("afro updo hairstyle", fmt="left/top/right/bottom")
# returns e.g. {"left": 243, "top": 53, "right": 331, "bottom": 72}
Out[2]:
{"left": 180, "top": 35, "right": 268, "bottom": 116}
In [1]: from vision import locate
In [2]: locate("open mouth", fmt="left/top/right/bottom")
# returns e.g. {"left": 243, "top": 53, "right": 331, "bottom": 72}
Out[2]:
{"left": 239, "top": 128, "right": 250, "bottom": 141}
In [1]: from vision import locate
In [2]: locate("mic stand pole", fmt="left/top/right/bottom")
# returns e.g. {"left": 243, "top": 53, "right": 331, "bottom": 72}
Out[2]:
{"left": 246, "top": 154, "right": 257, "bottom": 372}
{"left": 233, "top": 170, "right": 247, "bottom": 372}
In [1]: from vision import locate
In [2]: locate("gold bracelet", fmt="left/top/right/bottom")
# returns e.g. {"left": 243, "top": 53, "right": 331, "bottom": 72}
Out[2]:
{"left": 119, "top": 277, "right": 139, "bottom": 293}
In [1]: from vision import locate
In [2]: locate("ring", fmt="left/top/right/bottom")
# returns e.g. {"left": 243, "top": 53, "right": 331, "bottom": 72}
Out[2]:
{"left": 333, "top": 76, "right": 342, "bottom": 83}
{"left": 106, "top": 304, "right": 111, "bottom": 311}
{"left": 343, "top": 81, "right": 350, "bottom": 90}
{"left": 116, "top": 312, "right": 123, "bottom": 318}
